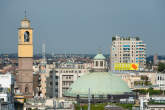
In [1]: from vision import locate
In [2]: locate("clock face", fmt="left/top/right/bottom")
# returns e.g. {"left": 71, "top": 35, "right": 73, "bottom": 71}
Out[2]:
{"left": 24, "top": 31, "right": 30, "bottom": 42}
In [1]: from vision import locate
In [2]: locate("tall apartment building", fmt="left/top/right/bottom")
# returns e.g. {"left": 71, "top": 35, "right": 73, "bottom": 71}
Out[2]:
{"left": 110, "top": 36, "right": 146, "bottom": 71}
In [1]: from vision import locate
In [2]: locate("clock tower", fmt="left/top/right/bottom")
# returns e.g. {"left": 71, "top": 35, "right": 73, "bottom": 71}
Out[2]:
{"left": 17, "top": 15, "right": 33, "bottom": 97}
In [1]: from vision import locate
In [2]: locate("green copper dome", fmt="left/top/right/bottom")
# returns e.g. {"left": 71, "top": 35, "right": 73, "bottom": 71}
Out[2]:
{"left": 94, "top": 53, "right": 106, "bottom": 60}
{"left": 65, "top": 72, "right": 131, "bottom": 97}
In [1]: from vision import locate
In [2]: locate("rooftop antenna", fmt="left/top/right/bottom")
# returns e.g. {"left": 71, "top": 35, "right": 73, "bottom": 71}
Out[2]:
{"left": 97, "top": 46, "right": 102, "bottom": 54}
{"left": 40, "top": 43, "right": 47, "bottom": 73}
{"left": 24, "top": 9, "right": 27, "bottom": 18}
{"left": 52, "top": 51, "right": 54, "bottom": 58}
{"left": 65, "top": 51, "right": 66, "bottom": 58}
{"left": 42, "top": 43, "right": 47, "bottom": 64}
{"left": 70, "top": 52, "right": 71, "bottom": 57}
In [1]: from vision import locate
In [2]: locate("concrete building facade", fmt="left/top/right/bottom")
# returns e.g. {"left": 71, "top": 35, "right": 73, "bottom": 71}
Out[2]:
{"left": 55, "top": 66, "right": 90, "bottom": 98}
{"left": 156, "top": 73, "right": 165, "bottom": 90}
{"left": 53, "top": 61, "right": 91, "bottom": 98}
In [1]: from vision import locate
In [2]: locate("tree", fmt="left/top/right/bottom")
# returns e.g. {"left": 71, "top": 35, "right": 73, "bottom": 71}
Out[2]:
{"left": 158, "top": 62, "right": 165, "bottom": 72}
{"left": 112, "top": 36, "right": 116, "bottom": 41}
{"left": 141, "top": 75, "right": 148, "bottom": 80}
{"left": 141, "top": 75, "right": 150, "bottom": 86}
{"left": 135, "top": 37, "right": 140, "bottom": 40}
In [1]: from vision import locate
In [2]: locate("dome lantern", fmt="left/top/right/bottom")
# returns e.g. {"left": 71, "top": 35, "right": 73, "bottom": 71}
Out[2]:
{"left": 21, "top": 18, "right": 30, "bottom": 28}
{"left": 93, "top": 53, "right": 107, "bottom": 72}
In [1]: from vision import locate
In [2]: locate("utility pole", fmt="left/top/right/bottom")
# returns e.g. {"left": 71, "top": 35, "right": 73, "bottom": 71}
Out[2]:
{"left": 88, "top": 88, "right": 91, "bottom": 110}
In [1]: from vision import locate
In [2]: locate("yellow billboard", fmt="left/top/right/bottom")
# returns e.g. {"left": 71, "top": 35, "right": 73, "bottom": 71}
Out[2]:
{"left": 114, "top": 63, "right": 139, "bottom": 70}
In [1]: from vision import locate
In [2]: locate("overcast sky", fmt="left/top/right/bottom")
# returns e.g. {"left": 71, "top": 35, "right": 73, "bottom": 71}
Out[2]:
{"left": 0, "top": 0, "right": 165, "bottom": 55}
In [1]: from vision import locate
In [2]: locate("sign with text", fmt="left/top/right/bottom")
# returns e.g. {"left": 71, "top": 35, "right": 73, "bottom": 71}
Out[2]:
{"left": 114, "top": 63, "right": 139, "bottom": 70}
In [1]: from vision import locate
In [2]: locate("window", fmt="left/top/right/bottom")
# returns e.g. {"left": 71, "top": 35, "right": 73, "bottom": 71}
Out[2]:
{"left": 0, "top": 98, "right": 4, "bottom": 102}
{"left": 25, "top": 87, "right": 29, "bottom": 94}
{"left": 96, "top": 61, "right": 98, "bottom": 67}
{"left": 24, "top": 31, "right": 30, "bottom": 42}
{"left": 100, "top": 61, "right": 103, "bottom": 67}
{"left": 50, "top": 82, "right": 52, "bottom": 86}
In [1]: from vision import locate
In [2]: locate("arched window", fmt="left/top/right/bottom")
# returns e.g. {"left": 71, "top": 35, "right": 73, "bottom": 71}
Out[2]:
{"left": 96, "top": 61, "right": 98, "bottom": 67}
{"left": 100, "top": 61, "right": 103, "bottom": 67}
{"left": 24, "top": 31, "right": 30, "bottom": 42}
{"left": 25, "top": 87, "right": 29, "bottom": 94}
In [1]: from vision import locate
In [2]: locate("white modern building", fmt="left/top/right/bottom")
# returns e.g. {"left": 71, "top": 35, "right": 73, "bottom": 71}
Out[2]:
{"left": 0, "top": 72, "right": 15, "bottom": 110}
{"left": 0, "top": 88, "right": 15, "bottom": 110}
{"left": 110, "top": 35, "right": 146, "bottom": 71}
{"left": 0, "top": 72, "right": 14, "bottom": 89}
